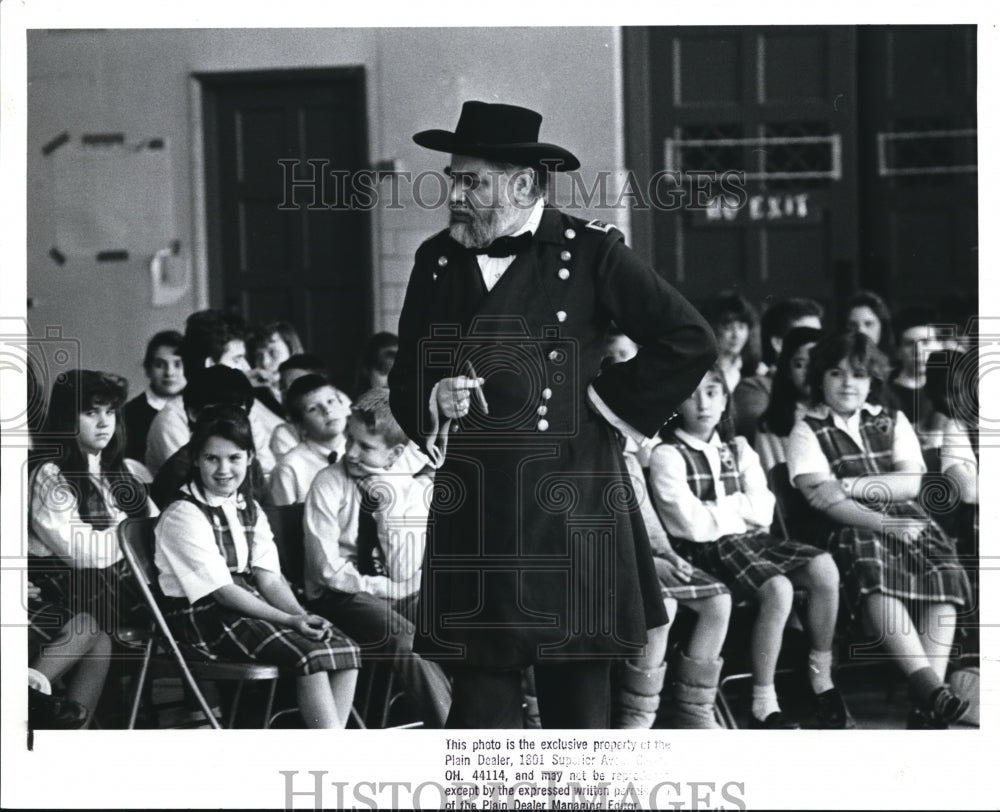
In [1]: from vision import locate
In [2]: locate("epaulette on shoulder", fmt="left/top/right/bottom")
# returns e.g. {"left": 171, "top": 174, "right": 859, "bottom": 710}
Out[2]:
{"left": 584, "top": 219, "right": 616, "bottom": 233}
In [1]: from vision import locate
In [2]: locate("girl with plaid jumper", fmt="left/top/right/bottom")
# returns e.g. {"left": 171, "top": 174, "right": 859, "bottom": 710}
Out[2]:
{"left": 613, "top": 435, "right": 732, "bottom": 729}
{"left": 28, "top": 370, "right": 157, "bottom": 633}
{"left": 650, "top": 366, "right": 849, "bottom": 729}
{"left": 787, "top": 331, "right": 972, "bottom": 729}
{"left": 155, "top": 407, "right": 360, "bottom": 728}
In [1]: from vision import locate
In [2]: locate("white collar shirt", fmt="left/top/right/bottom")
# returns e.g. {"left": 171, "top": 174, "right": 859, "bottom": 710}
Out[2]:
{"left": 477, "top": 198, "right": 545, "bottom": 292}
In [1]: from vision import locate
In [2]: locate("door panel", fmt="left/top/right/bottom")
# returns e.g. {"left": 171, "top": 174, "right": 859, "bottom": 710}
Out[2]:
{"left": 629, "top": 25, "right": 977, "bottom": 326}
{"left": 202, "top": 69, "right": 371, "bottom": 391}
{"left": 642, "top": 26, "right": 859, "bottom": 316}
{"left": 858, "top": 26, "right": 977, "bottom": 317}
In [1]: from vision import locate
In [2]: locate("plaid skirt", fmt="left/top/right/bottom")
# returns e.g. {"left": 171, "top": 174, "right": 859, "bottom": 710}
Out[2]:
{"left": 161, "top": 575, "right": 360, "bottom": 676}
{"left": 672, "top": 530, "right": 823, "bottom": 603}
{"left": 653, "top": 555, "right": 730, "bottom": 602}
{"left": 28, "top": 601, "right": 75, "bottom": 662}
{"left": 824, "top": 509, "right": 971, "bottom": 612}
{"left": 27, "top": 555, "right": 146, "bottom": 634}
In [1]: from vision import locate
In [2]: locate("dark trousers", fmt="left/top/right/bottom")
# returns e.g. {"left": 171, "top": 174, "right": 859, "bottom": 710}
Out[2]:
{"left": 310, "top": 590, "right": 451, "bottom": 727}
{"left": 445, "top": 660, "right": 612, "bottom": 729}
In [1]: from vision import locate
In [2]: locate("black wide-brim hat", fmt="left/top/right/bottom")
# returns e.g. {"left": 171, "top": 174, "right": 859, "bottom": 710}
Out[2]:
{"left": 413, "top": 100, "right": 580, "bottom": 171}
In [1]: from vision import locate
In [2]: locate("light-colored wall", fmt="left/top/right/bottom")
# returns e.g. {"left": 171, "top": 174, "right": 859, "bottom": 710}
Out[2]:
{"left": 27, "top": 27, "right": 622, "bottom": 390}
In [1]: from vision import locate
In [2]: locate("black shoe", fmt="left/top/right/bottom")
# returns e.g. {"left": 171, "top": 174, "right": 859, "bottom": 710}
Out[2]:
{"left": 928, "top": 686, "right": 970, "bottom": 724}
{"left": 815, "top": 688, "right": 856, "bottom": 729}
{"left": 907, "top": 707, "right": 948, "bottom": 730}
{"left": 28, "top": 688, "right": 88, "bottom": 730}
{"left": 748, "top": 711, "right": 800, "bottom": 729}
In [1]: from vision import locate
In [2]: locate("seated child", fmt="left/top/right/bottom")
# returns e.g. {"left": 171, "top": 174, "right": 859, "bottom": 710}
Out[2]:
{"left": 734, "top": 298, "right": 823, "bottom": 444}
{"left": 614, "top": 438, "right": 732, "bottom": 730}
{"left": 270, "top": 374, "right": 352, "bottom": 506}
{"left": 924, "top": 347, "right": 978, "bottom": 500}
{"left": 28, "top": 582, "right": 111, "bottom": 730}
{"left": 787, "top": 331, "right": 972, "bottom": 728}
{"left": 700, "top": 293, "right": 764, "bottom": 395}
{"left": 304, "top": 388, "right": 450, "bottom": 728}
{"left": 123, "top": 330, "right": 186, "bottom": 464}
{"left": 145, "top": 309, "right": 281, "bottom": 478}
{"left": 649, "top": 365, "right": 850, "bottom": 729}
{"left": 248, "top": 321, "right": 305, "bottom": 418}
{"left": 756, "top": 326, "right": 825, "bottom": 474}
{"left": 270, "top": 353, "right": 331, "bottom": 460}
{"left": 150, "top": 367, "right": 269, "bottom": 509}
{"left": 29, "top": 370, "right": 157, "bottom": 634}
{"left": 154, "top": 407, "right": 360, "bottom": 728}
{"left": 355, "top": 331, "right": 399, "bottom": 395}
{"left": 886, "top": 306, "right": 944, "bottom": 448}
{"left": 844, "top": 289, "right": 896, "bottom": 359}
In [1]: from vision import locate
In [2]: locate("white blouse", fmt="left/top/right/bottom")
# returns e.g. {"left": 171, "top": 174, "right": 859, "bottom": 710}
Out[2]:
{"left": 786, "top": 403, "right": 925, "bottom": 483}
{"left": 29, "top": 456, "right": 157, "bottom": 569}
{"left": 648, "top": 429, "right": 775, "bottom": 542}
{"left": 154, "top": 483, "right": 281, "bottom": 604}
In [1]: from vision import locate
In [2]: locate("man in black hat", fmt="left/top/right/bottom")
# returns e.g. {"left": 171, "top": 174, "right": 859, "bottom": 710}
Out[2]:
{"left": 389, "top": 100, "right": 717, "bottom": 728}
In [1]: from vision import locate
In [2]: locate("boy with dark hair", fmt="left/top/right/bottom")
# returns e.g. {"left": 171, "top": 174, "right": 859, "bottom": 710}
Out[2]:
{"left": 888, "top": 305, "right": 944, "bottom": 447}
{"left": 145, "top": 310, "right": 283, "bottom": 477}
{"left": 269, "top": 353, "right": 331, "bottom": 460}
{"left": 123, "top": 330, "right": 186, "bottom": 464}
{"left": 304, "top": 388, "right": 449, "bottom": 727}
{"left": 269, "top": 375, "right": 352, "bottom": 506}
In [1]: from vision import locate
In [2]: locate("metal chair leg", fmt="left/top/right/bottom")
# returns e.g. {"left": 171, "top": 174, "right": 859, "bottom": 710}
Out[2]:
{"left": 261, "top": 679, "right": 278, "bottom": 729}
{"left": 714, "top": 690, "right": 738, "bottom": 729}
{"left": 126, "top": 638, "right": 154, "bottom": 730}
{"left": 349, "top": 704, "right": 368, "bottom": 728}
{"left": 227, "top": 680, "right": 245, "bottom": 729}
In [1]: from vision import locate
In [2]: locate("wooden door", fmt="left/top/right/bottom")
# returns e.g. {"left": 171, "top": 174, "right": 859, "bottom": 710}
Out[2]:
{"left": 626, "top": 25, "right": 978, "bottom": 326}
{"left": 629, "top": 26, "right": 859, "bottom": 316}
{"left": 857, "top": 26, "right": 977, "bottom": 318}
{"left": 200, "top": 68, "right": 371, "bottom": 391}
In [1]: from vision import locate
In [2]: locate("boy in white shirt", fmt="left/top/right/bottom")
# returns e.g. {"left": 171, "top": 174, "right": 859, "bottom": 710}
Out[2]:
{"left": 269, "top": 375, "right": 351, "bottom": 506}
{"left": 303, "top": 388, "right": 449, "bottom": 727}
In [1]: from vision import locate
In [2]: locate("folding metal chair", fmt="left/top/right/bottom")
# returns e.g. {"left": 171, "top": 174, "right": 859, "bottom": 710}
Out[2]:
{"left": 262, "top": 503, "right": 421, "bottom": 729}
{"left": 117, "top": 516, "right": 280, "bottom": 729}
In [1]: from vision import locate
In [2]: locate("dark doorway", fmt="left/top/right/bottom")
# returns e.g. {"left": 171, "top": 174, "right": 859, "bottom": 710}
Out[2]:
{"left": 199, "top": 68, "right": 371, "bottom": 392}
{"left": 857, "top": 26, "right": 977, "bottom": 318}
{"left": 625, "top": 25, "right": 977, "bottom": 326}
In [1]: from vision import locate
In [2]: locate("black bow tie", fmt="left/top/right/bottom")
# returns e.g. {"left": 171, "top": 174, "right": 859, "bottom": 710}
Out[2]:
{"left": 474, "top": 232, "right": 533, "bottom": 258}
{"left": 327, "top": 450, "right": 339, "bottom": 464}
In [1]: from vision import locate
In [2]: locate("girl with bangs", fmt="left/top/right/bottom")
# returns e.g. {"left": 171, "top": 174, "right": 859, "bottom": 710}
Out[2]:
{"left": 154, "top": 407, "right": 359, "bottom": 727}
{"left": 28, "top": 369, "right": 157, "bottom": 633}
{"left": 700, "top": 292, "right": 764, "bottom": 396}
{"left": 649, "top": 364, "right": 848, "bottom": 729}
{"left": 787, "top": 331, "right": 972, "bottom": 728}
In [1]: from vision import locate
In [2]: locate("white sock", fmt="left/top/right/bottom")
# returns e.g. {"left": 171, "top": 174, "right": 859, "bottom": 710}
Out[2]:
{"left": 751, "top": 684, "right": 781, "bottom": 721}
{"left": 808, "top": 649, "right": 834, "bottom": 694}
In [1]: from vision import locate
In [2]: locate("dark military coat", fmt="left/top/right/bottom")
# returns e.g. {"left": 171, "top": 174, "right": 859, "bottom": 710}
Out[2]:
{"left": 389, "top": 206, "right": 716, "bottom": 668}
